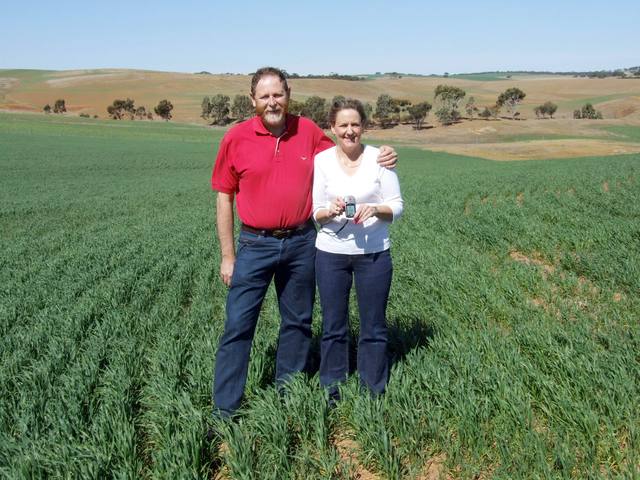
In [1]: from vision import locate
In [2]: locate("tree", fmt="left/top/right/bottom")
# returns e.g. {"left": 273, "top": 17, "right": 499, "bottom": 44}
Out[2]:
{"left": 53, "top": 99, "right": 66, "bottom": 114}
{"left": 433, "top": 85, "right": 465, "bottom": 125}
{"left": 201, "top": 96, "right": 211, "bottom": 119}
{"left": 107, "top": 98, "right": 135, "bottom": 120}
{"left": 393, "top": 98, "right": 411, "bottom": 124}
{"left": 374, "top": 94, "right": 397, "bottom": 128}
{"left": 465, "top": 96, "right": 478, "bottom": 119}
{"left": 43, "top": 104, "right": 51, "bottom": 114}
{"left": 288, "top": 99, "right": 304, "bottom": 116}
{"left": 331, "top": 95, "right": 346, "bottom": 106}
{"left": 208, "top": 94, "right": 230, "bottom": 125}
{"left": 535, "top": 101, "right": 558, "bottom": 119}
{"left": 302, "top": 96, "right": 328, "bottom": 128}
{"left": 575, "top": 103, "right": 602, "bottom": 119}
{"left": 231, "top": 95, "right": 253, "bottom": 121}
{"left": 582, "top": 103, "right": 597, "bottom": 119}
{"left": 479, "top": 107, "right": 492, "bottom": 120}
{"left": 407, "top": 101, "right": 432, "bottom": 130}
{"left": 363, "top": 103, "right": 373, "bottom": 126}
{"left": 534, "top": 106, "right": 543, "bottom": 119}
{"left": 542, "top": 101, "right": 558, "bottom": 118}
{"left": 134, "top": 106, "right": 147, "bottom": 120}
{"left": 496, "top": 87, "right": 526, "bottom": 119}
{"left": 435, "top": 107, "right": 458, "bottom": 125}
{"left": 154, "top": 99, "right": 173, "bottom": 121}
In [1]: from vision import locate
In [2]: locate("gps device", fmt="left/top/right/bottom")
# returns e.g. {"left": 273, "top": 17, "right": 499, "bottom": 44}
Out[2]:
{"left": 344, "top": 196, "right": 356, "bottom": 218}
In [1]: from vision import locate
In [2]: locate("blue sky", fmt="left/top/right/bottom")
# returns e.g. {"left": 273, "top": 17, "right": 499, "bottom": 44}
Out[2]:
{"left": 2, "top": 0, "right": 638, "bottom": 74}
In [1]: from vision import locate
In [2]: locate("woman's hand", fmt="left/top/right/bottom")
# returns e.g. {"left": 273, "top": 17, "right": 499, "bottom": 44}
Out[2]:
{"left": 328, "top": 196, "right": 346, "bottom": 218}
{"left": 353, "top": 204, "right": 378, "bottom": 224}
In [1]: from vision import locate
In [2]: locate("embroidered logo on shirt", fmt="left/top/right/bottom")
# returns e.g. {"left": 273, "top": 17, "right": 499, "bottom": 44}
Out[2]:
{"left": 300, "top": 156, "right": 308, "bottom": 161}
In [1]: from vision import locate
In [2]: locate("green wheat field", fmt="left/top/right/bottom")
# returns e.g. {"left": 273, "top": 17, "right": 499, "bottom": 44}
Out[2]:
{"left": 1, "top": 113, "right": 639, "bottom": 479}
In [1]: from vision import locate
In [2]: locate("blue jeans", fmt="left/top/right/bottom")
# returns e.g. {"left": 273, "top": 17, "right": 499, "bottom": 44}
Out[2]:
{"left": 213, "top": 225, "right": 317, "bottom": 417}
{"left": 315, "top": 249, "right": 393, "bottom": 396}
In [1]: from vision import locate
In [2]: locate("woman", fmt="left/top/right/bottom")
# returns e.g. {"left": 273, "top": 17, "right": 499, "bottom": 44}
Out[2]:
{"left": 312, "top": 98, "right": 403, "bottom": 402}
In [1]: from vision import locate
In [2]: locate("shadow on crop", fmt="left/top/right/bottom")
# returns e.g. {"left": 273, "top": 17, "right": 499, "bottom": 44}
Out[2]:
{"left": 257, "top": 317, "right": 435, "bottom": 385}
{"left": 304, "top": 316, "right": 435, "bottom": 377}
{"left": 386, "top": 317, "right": 435, "bottom": 367}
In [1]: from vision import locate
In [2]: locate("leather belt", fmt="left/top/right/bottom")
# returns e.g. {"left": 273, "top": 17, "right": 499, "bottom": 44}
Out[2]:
{"left": 241, "top": 219, "right": 314, "bottom": 239}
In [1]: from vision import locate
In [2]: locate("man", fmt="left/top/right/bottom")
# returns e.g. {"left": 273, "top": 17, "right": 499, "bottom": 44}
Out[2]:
{"left": 211, "top": 67, "right": 396, "bottom": 418}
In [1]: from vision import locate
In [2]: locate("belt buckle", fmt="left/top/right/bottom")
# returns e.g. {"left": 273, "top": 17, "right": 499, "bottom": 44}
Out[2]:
{"left": 271, "top": 228, "right": 290, "bottom": 239}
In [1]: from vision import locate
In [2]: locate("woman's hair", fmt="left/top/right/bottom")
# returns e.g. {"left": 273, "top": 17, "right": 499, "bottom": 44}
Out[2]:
{"left": 250, "top": 67, "right": 289, "bottom": 96}
{"left": 328, "top": 98, "right": 367, "bottom": 126}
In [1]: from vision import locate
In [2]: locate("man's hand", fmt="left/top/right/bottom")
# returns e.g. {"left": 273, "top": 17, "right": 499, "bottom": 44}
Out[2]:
{"left": 220, "top": 255, "right": 235, "bottom": 287}
{"left": 377, "top": 145, "right": 398, "bottom": 169}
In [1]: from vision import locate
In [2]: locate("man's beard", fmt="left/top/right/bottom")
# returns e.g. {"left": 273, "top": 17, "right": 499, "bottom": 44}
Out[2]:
{"left": 261, "top": 109, "right": 285, "bottom": 125}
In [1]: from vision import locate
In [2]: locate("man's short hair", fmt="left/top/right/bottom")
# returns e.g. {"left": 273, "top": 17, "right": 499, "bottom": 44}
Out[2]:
{"left": 251, "top": 67, "right": 290, "bottom": 97}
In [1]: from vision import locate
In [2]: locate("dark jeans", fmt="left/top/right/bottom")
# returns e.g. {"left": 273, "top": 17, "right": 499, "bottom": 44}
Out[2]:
{"left": 315, "top": 249, "right": 393, "bottom": 395}
{"left": 213, "top": 225, "right": 317, "bottom": 417}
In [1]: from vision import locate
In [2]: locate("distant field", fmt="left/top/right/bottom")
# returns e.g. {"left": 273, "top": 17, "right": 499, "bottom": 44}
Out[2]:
{"left": 600, "top": 125, "right": 640, "bottom": 142}
{"left": 2, "top": 68, "right": 640, "bottom": 124}
{"left": 449, "top": 73, "right": 509, "bottom": 81}
{"left": 2, "top": 68, "right": 640, "bottom": 161}
{"left": 1, "top": 113, "right": 639, "bottom": 478}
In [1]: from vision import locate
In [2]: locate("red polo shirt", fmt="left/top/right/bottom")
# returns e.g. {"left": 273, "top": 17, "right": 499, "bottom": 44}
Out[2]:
{"left": 212, "top": 114, "right": 334, "bottom": 229}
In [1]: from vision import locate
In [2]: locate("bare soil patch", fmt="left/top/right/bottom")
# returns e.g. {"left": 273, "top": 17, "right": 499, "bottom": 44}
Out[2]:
{"left": 333, "top": 434, "right": 380, "bottom": 479}
{"left": 415, "top": 453, "right": 447, "bottom": 480}
{"left": 511, "top": 250, "right": 612, "bottom": 320}
{"left": 598, "top": 96, "right": 640, "bottom": 120}
{"left": 0, "top": 77, "right": 19, "bottom": 90}
{"left": 510, "top": 250, "right": 555, "bottom": 276}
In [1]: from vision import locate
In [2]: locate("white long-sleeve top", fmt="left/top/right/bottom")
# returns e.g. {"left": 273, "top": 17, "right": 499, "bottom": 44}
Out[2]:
{"left": 312, "top": 145, "right": 403, "bottom": 254}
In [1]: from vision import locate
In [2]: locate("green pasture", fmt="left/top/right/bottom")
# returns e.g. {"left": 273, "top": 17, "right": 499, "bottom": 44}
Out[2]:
{"left": 1, "top": 113, "right": 639, "bottom": 479}
{"left": 599, "top": 125, "right": 640, "bottom": 143}
{"left": 0, "top": 69, "right": 55, "bottom": 85}
{"left": 558, "top": 93, "right": 630, "bottom": 111}
{"left": 448, "top": 125, "right": 640, "bottom": 145}
{"left": 492, "top": 133, "right": 586, "bottom": 143}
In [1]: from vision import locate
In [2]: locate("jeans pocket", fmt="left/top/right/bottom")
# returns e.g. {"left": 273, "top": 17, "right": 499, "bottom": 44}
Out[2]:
{"left": 237, "top": 232, "right": 261, "bottom": 250}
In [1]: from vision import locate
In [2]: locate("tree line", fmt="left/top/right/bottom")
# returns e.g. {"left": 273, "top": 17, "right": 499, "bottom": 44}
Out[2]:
{"left": 106, "top": 98, "right": 174, "bottom": 121}
{"left": 42, "top": 88, "right": 605, "bottom": 126}
{"left": 197, "top": 85, "right": 607, "bottom": 130}
{"left": 43, "top": 98, "right": 174, "bottom": 120}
